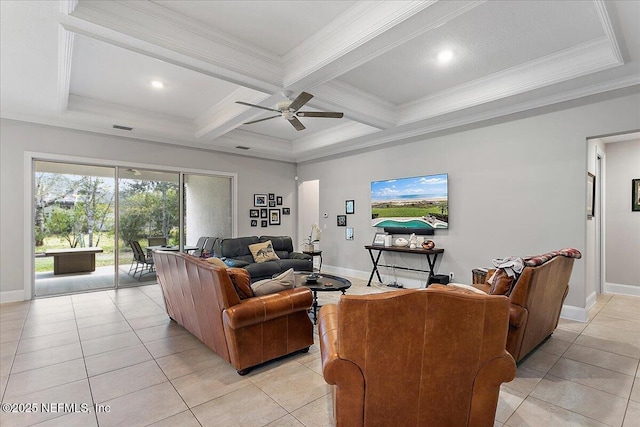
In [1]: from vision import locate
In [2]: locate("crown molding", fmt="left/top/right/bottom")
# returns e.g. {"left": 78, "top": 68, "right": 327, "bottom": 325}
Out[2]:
{"left": 593, "top": 0, "right": 623, "bottom": 64}
{"left": 398, "top": 38, "right": 623, "bottom": 125}
{"left": 71, "top": 0, "right": 283, "bottom": 90}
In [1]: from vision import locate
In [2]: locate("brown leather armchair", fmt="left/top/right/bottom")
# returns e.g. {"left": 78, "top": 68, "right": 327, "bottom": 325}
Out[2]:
{"left": 472, "top": 249, "right": 581, "bottom": 362}
{"left": 318, "top": 287, "right": 516, "bottom": 427}
{"left": 154, "top": 251, "right": 314, "bottom": 374}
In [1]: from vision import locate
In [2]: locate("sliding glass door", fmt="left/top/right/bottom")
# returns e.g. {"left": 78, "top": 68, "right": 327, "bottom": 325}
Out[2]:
{"left": 33, "top": 160, "right": 234, "bottom": 296}
{"left": 118, "top": 168, "right": 180, "bottom": 285}
{"left": 34, "top": 161, "right": 116, "bottom": 296}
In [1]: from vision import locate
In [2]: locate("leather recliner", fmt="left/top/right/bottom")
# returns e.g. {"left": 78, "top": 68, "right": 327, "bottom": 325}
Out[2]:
{"left": 318, "top": 287, "right": 516, "bottom": 427}
{"left": 154, "top": 251, "right": 314, "bottom": 374}
{"left": 472, "top": 249, "right": 581, "bottom": 362}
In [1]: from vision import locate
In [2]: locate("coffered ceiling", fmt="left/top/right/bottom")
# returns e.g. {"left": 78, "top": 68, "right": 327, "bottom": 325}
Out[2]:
{"left": 1, "top": 1, "right": 639, "bottom": 163}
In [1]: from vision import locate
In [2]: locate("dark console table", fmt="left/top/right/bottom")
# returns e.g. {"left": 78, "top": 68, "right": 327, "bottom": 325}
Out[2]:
{"left": 364, "top": 245, "right": 444, "bottom": 287}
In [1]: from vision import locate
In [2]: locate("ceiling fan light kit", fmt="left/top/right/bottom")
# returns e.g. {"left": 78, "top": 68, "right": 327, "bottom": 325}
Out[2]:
{"left": 236, "top": 91, "right": 344, "bottom": 131}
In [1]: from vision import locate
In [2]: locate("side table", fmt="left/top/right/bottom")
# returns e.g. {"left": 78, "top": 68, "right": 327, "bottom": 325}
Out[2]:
{"left": 302, "top": 250, "right": 323, "bottom": 272}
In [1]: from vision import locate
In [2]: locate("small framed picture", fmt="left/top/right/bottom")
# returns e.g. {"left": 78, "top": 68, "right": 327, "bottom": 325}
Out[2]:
{"left": 254, "top": 194, "right": 267, "bottom": 207}
{"left": 372, "top": 233, "right": 386, "bottom": 246}
{"left": 282, "top": 208, "right": 290, "bottom": 215}
{"left": 269, "top": 201, "right": 276, "bottom": 207}
{"left": 250, "top": 209, "right": 259, "bottom": 218}
{"left": 276, "top": 196, "right": 283, "bottom": 205}
{"left": 269, "top": 209, "right": 281, "bottom": 225}
{"left": 260, "top": 208, "right": 268, "bottom": 218}
{"left": 346, "top": 200, "right": 354, "bottom": 214}
{"left": 268, "top": 193, "right": 275, "bottom": 200}
{"left": 633, "top": 178, "right": 640, "bottom": 211}
{"left": 261, "top": 220, "right": 268, "bottom": 227}
{"left": 251, "top": 220, "right": 257, "bottom": 227}
{"left": 337, "top": 215, "right": 347, "bottom": 226}
{"left": 346, "top": 227, "right": 354, "bottom": 240}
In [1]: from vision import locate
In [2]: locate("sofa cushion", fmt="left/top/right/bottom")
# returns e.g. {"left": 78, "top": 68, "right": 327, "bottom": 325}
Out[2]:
{"left": 251, "top": 268, "right": 295, "bottom": 296}
{"left": 488, "top": 269, "right": 514, "bottom": 295}
{"left": 205, "top": 257, "right": 227, "bottom": 268}
{"left": 249, "top": 240, "right": 280, "bottom": 263}
{"left": 224, "top": 258, "right": 250, "bottom": 268}
{"left": 259, "top": 236, "right": 294, "bottom": 253}
{"left": 227, "top": 268, "right": 254, "bottom": 300}
{"left": 217, "top": 236, "right": 260, "bottom": 258}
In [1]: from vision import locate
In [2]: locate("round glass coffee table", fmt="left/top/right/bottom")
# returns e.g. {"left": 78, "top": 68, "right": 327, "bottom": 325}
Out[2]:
{"left": 294, "top": 272, "right": 351, "bottom": 324}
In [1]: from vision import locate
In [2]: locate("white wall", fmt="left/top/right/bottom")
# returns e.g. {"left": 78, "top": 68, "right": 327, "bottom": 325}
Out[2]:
{"left": 296, "top": 92, "right": 640, "bottom": 315}
{"left": 185, "top": 174, "right": 232, "bottom": 245}
{"left": 605, "top": 139, "right": 640, "bottom": 292}
{"left": 0, "top": 119, "right": 297, "bottom": 300}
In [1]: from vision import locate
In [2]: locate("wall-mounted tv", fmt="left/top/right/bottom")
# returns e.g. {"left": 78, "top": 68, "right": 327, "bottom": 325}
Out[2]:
{"left": 371, "top": 173, "right": 448, "bottom": 231}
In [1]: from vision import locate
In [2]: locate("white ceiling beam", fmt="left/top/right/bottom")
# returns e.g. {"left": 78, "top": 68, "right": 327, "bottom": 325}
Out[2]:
{"left": 67, "top": 0, "right": 283, "bottom": 93}
{"left": 282, "top": 1, "right": 483, "bottom": 90}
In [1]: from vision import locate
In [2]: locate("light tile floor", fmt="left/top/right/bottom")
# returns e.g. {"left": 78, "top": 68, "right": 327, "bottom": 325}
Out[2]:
{"left": 1, "top": 280, "right": 639, "bottom": 426}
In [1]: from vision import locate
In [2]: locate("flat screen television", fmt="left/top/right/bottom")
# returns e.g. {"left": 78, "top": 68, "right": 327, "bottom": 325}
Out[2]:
{"left": 371, "top": 173, "right": 448, "bottom": 231}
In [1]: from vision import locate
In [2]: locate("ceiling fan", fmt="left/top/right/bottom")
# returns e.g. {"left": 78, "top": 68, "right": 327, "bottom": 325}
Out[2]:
{"left": 235, "top": 91, "right": 343, "bottom": 131}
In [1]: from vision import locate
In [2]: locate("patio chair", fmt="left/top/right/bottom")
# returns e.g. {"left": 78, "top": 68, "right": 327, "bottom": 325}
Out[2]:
{"left": 147, "top": 236, "right": 167, "bottom": 246}
{"left": 203, "top": 236, "right": 216, "bottom": 256}
{"left": 129, "top": 240, "right": 155, "bottom": 279}
{"left": 192, "top": 236, "right": 209, "bottom": 257}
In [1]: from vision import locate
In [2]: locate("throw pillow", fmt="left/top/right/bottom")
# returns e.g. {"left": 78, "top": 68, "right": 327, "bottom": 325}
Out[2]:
{"left": 488, "top": 269, "right": 514, "bottom": 296}
{"left": 227, "top": 268, "right": 253, "bottom": 300}
{"left": 248, "top": 240, "right": 280, "bottom": 263}
{"left": 447, "top": 283, "right": 488, "bottom": 295}
{"left": 205, "top": 257, "right": 227, "bottom": 268}
{"left": 251, "top": 268, "right": 295, "bottom": 296}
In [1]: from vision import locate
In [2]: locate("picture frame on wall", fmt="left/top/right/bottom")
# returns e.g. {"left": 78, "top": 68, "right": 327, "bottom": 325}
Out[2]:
{"left": 282, "top": 208, "right": 290, "bottom": 215}
{"left": 251, "top": 220, "right": 257, "bottom": 227}
{"left": 260, "top": 208, "right": 268, "bottom": 218}
{"left": 254, "top": 194, "right": 267, "bottom": 207}
{"left": 345, "top": 227, "right": 354, "bottom": 240}
{"left": 633, "top": 179, "right": 640, "bottom": 212}
{"left": 337, "top": 215, "right": 347, "bottom": 226}
{"left": 261, "top": 220, "right": 268, "bottom": 227}
{"left": 276, "top": 196, "right": 283, "bottom": 205}
{"left": 587, "top": 173, "right": 595, "bottom": 219}
{"left": 269, "top": 201, "right": 276, "bottom": 207}
{"left": 268, "top": 193, "right": 275, "bottom": 200}
{"left": 269, "top": 209, "right": 281, "bottom": 225}
{"left": 346, "top": 199, "right": 355, "bottom": 214}
{"left": 250, "top": 209, "right": 259, "bottom": 218}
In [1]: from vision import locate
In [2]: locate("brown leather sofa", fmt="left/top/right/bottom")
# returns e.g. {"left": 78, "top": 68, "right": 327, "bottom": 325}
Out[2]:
{"left": 472, "top": 249, "right": 581, "bottom": 362}
{"left": 154, "top": 251, "right": 314, "bottom": 374}
{"left": 318, "top": 287, "right": 516, "bottom": 427}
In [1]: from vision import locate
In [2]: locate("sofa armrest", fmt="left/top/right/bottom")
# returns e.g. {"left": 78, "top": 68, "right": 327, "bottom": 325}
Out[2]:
{"left": 224, "top": 258, "right": 250, "bottom": 268}
{"left": 223, "top": 287, "right": 312, "bottom": 329}
{"left": 290, "top": 252, "right": 311, "bottom": 260}
{"left": 509, "top": 304, "right": 528, "bottom": 328}
{"left": 469, "top": 350, "right": 516, "bottom": 426}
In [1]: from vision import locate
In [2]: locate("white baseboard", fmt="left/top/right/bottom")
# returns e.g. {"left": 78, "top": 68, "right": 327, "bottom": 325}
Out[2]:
{"left": 604, "top": 282, "right": 640, "bottom": 296}
{"left": 560, "top": 304, "right": 589, "bottom": 322}
{"left": 585, "top": 291, "right": 597, "bottom": 311}
{"left": 0, "top": 289, "right": 27, "bottom": 304}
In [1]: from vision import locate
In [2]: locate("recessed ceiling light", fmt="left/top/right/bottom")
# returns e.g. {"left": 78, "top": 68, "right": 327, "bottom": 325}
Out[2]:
{"left": 437, "top": 50, "right": 454, "bottom": 64}
{"left": 151, "top": 80, "right": 164, "bottom": 89}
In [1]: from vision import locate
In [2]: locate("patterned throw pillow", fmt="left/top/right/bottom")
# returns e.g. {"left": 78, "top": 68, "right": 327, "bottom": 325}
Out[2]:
{"left": 251, "top": 268, "right": 295, "bottom": 296}
{"left": 227, "top": 268, "right": 253, "bottom": 300}
{"left": 248, "top": 240, "right": 280, "bottom": 263}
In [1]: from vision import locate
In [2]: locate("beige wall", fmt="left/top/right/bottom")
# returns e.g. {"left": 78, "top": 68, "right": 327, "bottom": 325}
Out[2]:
{"left": 605, "top": 139, "right": 640, "bottom": 291}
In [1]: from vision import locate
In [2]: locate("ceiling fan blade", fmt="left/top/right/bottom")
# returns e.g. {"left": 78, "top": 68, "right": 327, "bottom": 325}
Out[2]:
{"left": 297, "top": 111, "right": 344, "bottom": 118}
{"left": 288, "top": 92, "right": 313, "bottom": 112}
{"left": 235, "top": 101, "right": 280, "bottom": 113}
{"left": 288, "top": 117, "right": 306, "bottom": 131}
{"left": 243, "top": 115, "right": 280, "bottom": 125}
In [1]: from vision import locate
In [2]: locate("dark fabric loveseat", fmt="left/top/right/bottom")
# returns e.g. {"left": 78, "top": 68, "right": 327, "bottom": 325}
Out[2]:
{"left": 214, "top": 235, "right": 312, "bottom": 281}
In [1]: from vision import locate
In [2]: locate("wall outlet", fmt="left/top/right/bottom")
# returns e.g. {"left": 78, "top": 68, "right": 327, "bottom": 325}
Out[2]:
{"left": 449, "top": 272, "right": 454, "bottom": 281}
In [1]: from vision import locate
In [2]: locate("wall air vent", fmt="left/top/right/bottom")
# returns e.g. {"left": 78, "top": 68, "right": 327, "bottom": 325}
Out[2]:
{"left": 235, "top": 146, "right": 250, "bottom": 150}
{"left": 113, "top": 124, "right": 133, "bottom": 131}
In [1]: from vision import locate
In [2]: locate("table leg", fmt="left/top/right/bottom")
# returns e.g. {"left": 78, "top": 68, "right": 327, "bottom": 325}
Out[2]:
{"left": 311, "top": 290, "right": 319, "bottom": 325}
{"left": 367, "top": 249, "right": 383, "bottom": 286}
{"left": 425, "top": 253, "right": 439, "bottom": 285}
